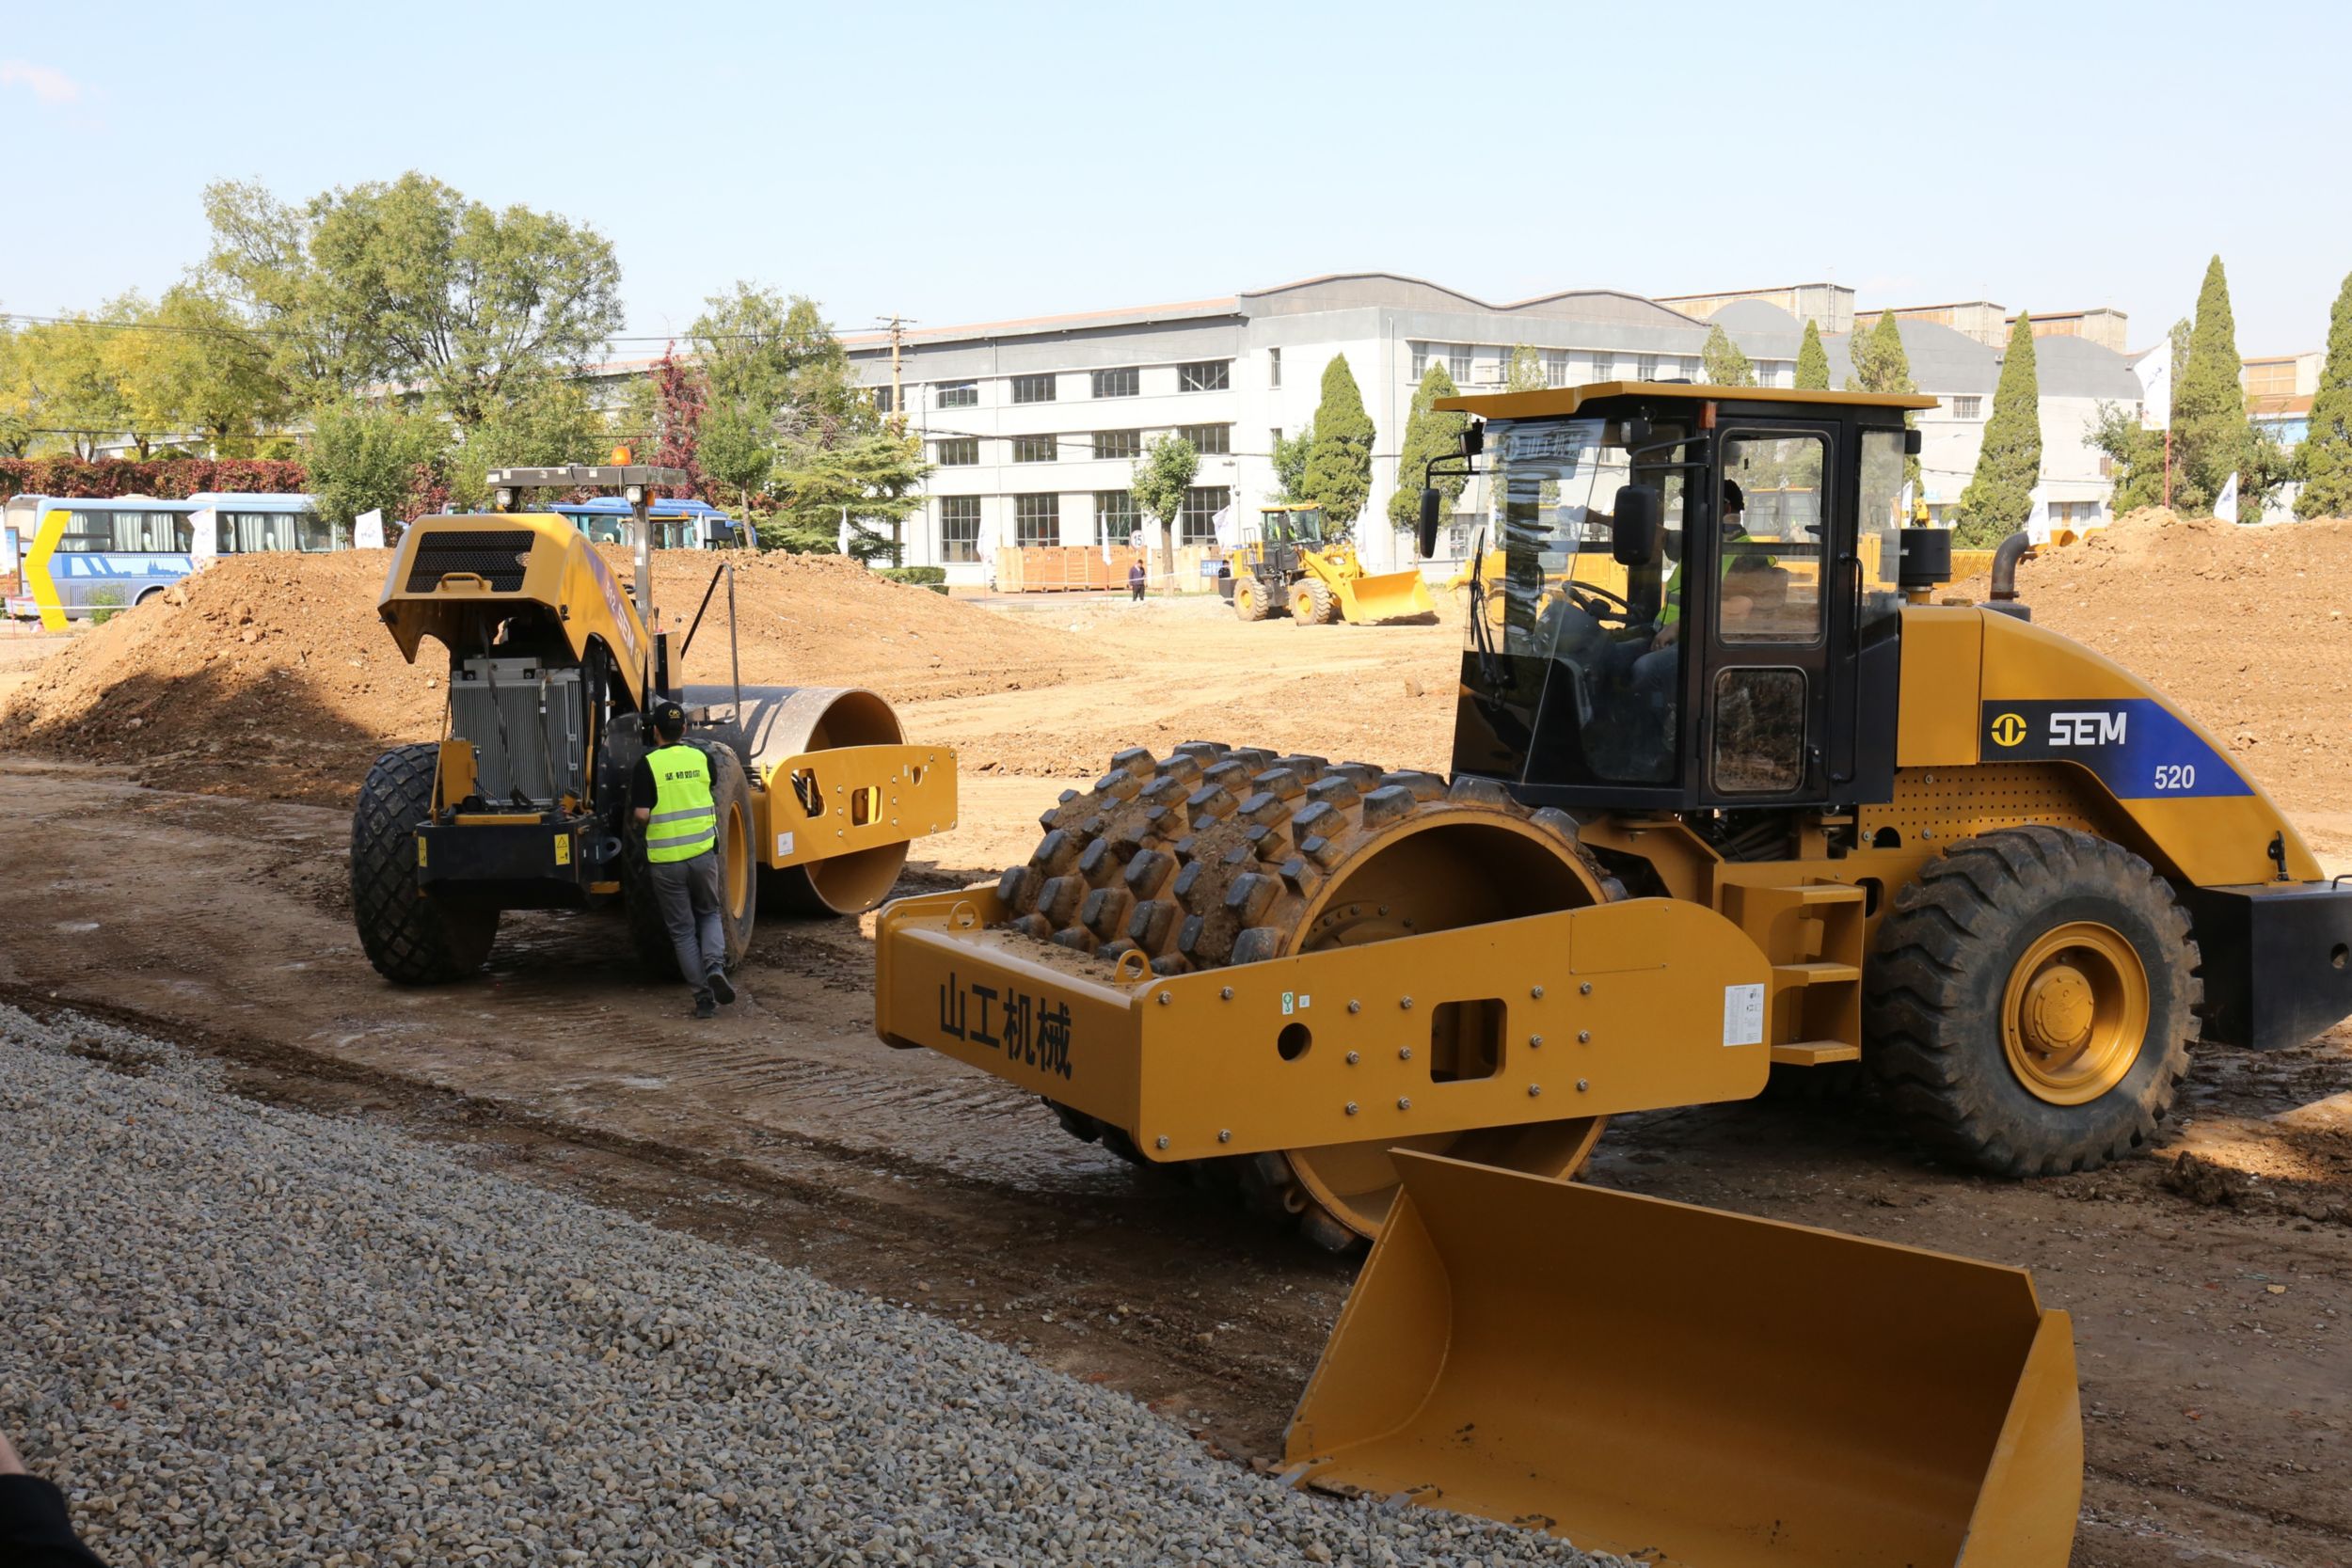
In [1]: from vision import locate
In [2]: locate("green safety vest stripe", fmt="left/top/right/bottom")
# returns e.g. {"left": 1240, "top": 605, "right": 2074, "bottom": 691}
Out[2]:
{"left": 1660, "top": 542, "right": 1773, "bottom": 626}
{"left": 644, "top": 744, "right": 717, "bottom": 863}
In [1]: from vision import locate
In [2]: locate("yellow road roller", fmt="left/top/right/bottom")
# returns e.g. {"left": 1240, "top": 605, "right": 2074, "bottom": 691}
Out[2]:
{"left": 872, "top": 383, "right": 2352, "bottom": 1561}
{"left": 353, "top": 464, "right": 954, "bottom": 983}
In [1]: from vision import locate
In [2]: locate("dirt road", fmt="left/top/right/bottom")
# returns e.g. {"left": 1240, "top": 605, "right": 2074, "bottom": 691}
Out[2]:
{"left": 5, "top": 537, "right": 2350, "bottom": 1566}
{"left": 3, "top": 759, "right": 2345, "bottom": 1566}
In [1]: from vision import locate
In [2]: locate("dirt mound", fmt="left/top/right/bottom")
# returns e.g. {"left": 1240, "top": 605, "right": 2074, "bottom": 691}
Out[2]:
{"left": 0, "top": 548, "right": 1086, "bottom": 807}
{"left": 1954, "top": 513, "right": 2352, "bottom": 821}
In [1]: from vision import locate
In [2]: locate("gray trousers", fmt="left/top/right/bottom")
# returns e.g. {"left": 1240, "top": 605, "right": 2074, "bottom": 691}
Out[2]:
{"left": 651, "top": 850, "right": 725, "bottom": 989}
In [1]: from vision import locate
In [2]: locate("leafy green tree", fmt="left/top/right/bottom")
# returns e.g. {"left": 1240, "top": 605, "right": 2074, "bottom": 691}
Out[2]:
{"left": 124, "top": 285, "right": 290, "bottom": 454}
{"left": 305, "top": 400, "right": 448, "bottom": 531}
{"left": 1505, "top": 344, "right": 1545, "bottom": 393}
{"left": 1130, "top": 433, "right": 1200, "bottom": 578}
{"left": 34, "top": 309, "right": 135, "bottom": 459}
{"left": 691, "top": 285, "right": 861, "bottom": 440}
{"left": 1388, "top": 363, "right": 1469, "bottom": 530}
{"left": 1302, "top": 354, "right": 1374, "bottom": 538}
{"left": 2298, "top": 269, "right": 2352, "bottom": 518}
{"left": 2172, "top": 256, "right": 2256, "bottom": 515}
{"left": 213, "top": 172, "right": 623, "bottom": 429}
{"left": 0, "top": 316, "right": 32, "bottom": 456}
{"left": 696, "top": 404, "right": 778, "bottom": 514}
{"left": 1271, "top": 420, "right": 1314, "bottom": 502}
{"left": 1794, "top": 319, "right": 1830, "bottom": 390}
{"left": 2088, "top": 404, "right": 2169, "bottom": 514}
{"left": 761, "top": 429, "right": 931, "bottom": 562}
{"left": 1956, "top": 315, "right": 2042, "bottom": 545}
{"left": 1846, "top": 311, "right": 1922, "bottom": 489}
{"left": 1702, "top": 324, "right": 1755, "bottom": 388}
{"left": 447, "top": 378, "right": 604, "bottom": 509}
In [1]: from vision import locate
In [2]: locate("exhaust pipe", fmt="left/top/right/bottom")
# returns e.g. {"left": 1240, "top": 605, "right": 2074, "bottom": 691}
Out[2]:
{"left": 1987, "top": 531, "right": 2035, "bottom": 621}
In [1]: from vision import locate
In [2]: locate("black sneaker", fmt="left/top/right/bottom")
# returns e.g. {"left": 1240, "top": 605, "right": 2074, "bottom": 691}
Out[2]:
{"left": 707, "top": 971, "right": 736, "bottom": 1005}
{"left": 691, "top": 990, "right": 717, "bottom": 1020}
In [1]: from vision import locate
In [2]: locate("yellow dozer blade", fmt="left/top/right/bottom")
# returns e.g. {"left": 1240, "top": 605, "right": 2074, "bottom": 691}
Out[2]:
{"left": 1331, "top": 565, "right": 1436, "bottom": 624}
{"left": 1286, "top": 1152, "right": 2081, "bottom": 1568}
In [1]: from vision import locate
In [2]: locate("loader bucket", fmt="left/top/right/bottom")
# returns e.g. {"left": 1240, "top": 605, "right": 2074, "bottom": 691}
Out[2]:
{"left": 1285, "top": 1152, "right": 2080, "bottom": 1568}
{"left": 1335, "top": 567, "right": 1437, "bottom": 624}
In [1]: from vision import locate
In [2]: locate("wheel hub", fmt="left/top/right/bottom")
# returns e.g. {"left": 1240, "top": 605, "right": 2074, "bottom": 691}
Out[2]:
{"left": 2001, "top": 922, "right": 2149, "bottom": 1105}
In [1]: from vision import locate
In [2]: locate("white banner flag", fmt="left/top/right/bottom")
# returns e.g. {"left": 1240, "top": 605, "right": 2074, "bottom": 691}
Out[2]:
{"left": 353, "top": 509, "right": 386, "bottom": 549}
{"left": 2024, "top": 489, "right": 2051, "bottom": 546}
{"left": 1211, "top": 503, "right": 1240, "bottom": 548}
{"left": 2214, "top": 471, "right": 2239, "bottom": 524}
{"left": 190, "top": 506, "right": 220, "bottom": 568}
{"left": 2139, "top": 337, "right": 2173, "bottom": 431}
{"left": 1897, "top": 482, "right": 1915, "bottom": 527}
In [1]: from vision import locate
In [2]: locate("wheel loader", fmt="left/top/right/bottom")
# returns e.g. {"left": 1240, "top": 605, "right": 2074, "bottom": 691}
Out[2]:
{"left": 350, "top": 464, "right": 955, "bottom": 984}
{"left": 872, "top": 382, "right": 2352, "bottom": 1564}
{"left": 1221, "top": 501, "right": 1436, "bottom": 625}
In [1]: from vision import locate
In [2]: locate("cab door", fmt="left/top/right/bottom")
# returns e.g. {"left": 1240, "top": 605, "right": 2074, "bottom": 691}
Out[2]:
{"left": 1697, "top": 422, "right": 1840, "bottom": 804}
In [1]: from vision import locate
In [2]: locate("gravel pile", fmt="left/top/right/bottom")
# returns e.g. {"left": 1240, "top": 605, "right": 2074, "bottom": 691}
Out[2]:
{"left": 0, "top": 1006, "right": 1613, "bottom": 1567}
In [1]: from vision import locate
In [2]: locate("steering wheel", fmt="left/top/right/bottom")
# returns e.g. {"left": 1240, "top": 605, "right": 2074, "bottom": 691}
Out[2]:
{"left": 1567, "top": 581, "right": 1638, "bottom": 625}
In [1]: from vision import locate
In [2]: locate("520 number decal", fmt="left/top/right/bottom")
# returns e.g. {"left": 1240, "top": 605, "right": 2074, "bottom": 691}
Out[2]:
{"left": 2152, "top": 764, "right": 2197, "bottom": 792}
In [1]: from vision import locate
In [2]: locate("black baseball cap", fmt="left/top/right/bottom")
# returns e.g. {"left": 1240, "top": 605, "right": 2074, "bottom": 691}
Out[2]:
{"left": 651, "top": 699, "right": 687, "bottom": 732}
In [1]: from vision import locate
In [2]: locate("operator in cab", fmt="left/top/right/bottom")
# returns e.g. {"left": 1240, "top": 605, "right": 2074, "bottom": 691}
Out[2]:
{"left": 630, "top": 700, "right": 736, "bottom": 1020}
{"left": 1624, "top": 479, "right": 1784, "bottom": 705}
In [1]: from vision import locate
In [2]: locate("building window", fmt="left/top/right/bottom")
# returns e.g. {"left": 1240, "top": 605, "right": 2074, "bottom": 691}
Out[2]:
{"left": 1409, "top": 342, "right": 1431, "bottom": 379}
{"left": 1014, "top": 493, "right": 1060, "bottom": 546}
{"left": 1636, "top": 354, "right": 1659, "bottom": 381}
{"left": 1591, "top": 353, "right": 1617, "bottom": 380}
{"left": 1095, "top": 490, "right": 1137, "bottom": 545}
{"left": 1093, "top": 429, "right": 1141, "bottom": 460}
{"left": 1177, "top": 359, "right": 1231, "bottom": 393}
{"left": 1011, "top": 434, "right": 1058, "bottom": 463}
{"left": 1681, "top": 356, "right": 1702, "bottom": 378}
{"left": 934, "top": 437, "right": 978, "bottom": 466}
{"left": 1268, "top": 347, "right": 1282, "bottom": 388}
{"left": 1541, "top": 350, "right": 1570, "bottom": 387}
{"left": 1950, "top": 396, "right": 1982, "bottom": 420}
{"left": 1011, "top": 373, "right": 1056, "bottom": 404}
{"left": 1090, "top": 367, "right": 1138, "bottom": 399}
{"left": 1447, "top": 344, "right": 1472, "bottom": 382}
{"left": 872, "top": 386, "right": 895, "bottom": 416}
{"left": 1178, "top": 485, "right": 1230, "bottom": 545}
{"left": 1177, "top": 423, "right": 1231, "bottom": 455}
{"left": 1269, "top": 426, "right": 1283, "bottom": 452}
{"left": 2244, "top": 359, "right": 2296, "bottom": 398}
{"left": 937, "top": 381, "right": 977, "bottom": 408}
{"left": 940, "top": 496, "right": 981, "bottom": 562}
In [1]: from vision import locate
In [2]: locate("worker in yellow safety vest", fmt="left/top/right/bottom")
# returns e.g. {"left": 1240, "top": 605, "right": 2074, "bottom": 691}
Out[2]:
{"left": 630, "top": 699, "right": 735, "bottom": 1019}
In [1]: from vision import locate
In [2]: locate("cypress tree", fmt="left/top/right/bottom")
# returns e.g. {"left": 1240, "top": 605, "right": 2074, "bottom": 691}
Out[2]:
{"left": 1388, "top": 362, "right": 1469, "bottom": 529}
{"left": 1701, "top": 324, "right": 1755, "bottom": 387}
{"left": 1957, "top": 314, "right": 2042, "bottom": 546}
{"left": 1794, "top": 319, "right": 1830, "bottom": 390}
{"left": 1847, "top": 311, "right": 1922, "bottom": 490}
{"left": 1303, "top": 354, "right": 1374, "bottom": 538}
{"left": 2296, "top": 269, "right": 2352, "bottom": 519}
{"left": 2173, "top": 256, "right": 2253, "bottom": 514}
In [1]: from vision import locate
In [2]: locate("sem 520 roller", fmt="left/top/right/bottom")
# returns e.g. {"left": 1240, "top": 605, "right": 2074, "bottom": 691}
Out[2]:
{"left": 876, "top": 385, "right": 2352, "bottom": 1563}
{"left": 352, "top": 465, "right": 955, "bottom": 983}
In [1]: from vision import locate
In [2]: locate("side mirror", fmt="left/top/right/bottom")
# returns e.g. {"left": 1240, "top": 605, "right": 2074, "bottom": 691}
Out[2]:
{"left": 1903, "top": 428, "right": 1924, "bottom": 456}
{"left": 1417, "top": 486, "right": 1441, "bottom": 559}
{"left": 1611, "top": 483, "right": 1662, "bottom": 566}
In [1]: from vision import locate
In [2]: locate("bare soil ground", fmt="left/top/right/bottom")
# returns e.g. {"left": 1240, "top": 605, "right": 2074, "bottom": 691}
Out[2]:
{"left": 3, "top": 517, "right": 2348, "bottom": 1566}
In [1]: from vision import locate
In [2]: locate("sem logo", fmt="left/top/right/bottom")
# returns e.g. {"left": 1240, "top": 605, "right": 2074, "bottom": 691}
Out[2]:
{"left": 1989, "top": 712, "right": 2028, "bottom": 747}
{"left": 2049, "top": 710, "right": 2127, "bottom": 747}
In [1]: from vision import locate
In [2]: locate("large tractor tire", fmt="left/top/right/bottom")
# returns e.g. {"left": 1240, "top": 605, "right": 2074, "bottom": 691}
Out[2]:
{"left": 1232, "top": 575, "right": 1275, "bottom": 622}
{"left": 1864, "top": 825, "right": 2200, "bottom": 1177}
{"left": 997, "top": 742, "right": 1622, "bottom": 1251}
{"left": 623, "top": 744, "right": 757, "bottom": 979}
{"left": 350, "top": 743, "right": 499, "bottom": 984}
{"left": 1289, "top": 578, "right": 1336, "bottom": 626}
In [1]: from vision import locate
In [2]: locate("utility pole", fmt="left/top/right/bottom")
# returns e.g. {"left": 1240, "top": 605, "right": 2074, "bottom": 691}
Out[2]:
{"left": 878, "top": 314, "right": 915, "bottom": 433}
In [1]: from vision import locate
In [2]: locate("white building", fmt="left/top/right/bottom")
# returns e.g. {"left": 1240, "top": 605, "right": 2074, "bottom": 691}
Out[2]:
{"left": 821, "top": 272, "right": 2146, "bottom": 586}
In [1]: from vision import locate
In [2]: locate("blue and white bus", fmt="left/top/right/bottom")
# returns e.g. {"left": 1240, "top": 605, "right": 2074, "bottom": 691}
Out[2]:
{"left": 5, "top": 492, "right": 331, "bottom": 629}
{"left": 549, "top": 496, "right": 743, "bottom": 550}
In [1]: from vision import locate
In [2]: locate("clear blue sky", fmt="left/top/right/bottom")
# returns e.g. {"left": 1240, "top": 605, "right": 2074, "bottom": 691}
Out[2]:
{"left": 5, "top": 0, "right": 2347, "bottom": 355}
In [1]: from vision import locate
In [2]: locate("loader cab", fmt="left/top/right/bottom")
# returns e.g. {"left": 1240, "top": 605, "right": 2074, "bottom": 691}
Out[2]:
{"left": 1441, "top": 384, "right": 1931, "bottom": 815}
{"left": 1248, "top": 503, "right": 1325, "bottom": 578}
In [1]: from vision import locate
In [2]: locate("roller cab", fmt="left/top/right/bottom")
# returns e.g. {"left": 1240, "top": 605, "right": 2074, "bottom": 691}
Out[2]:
{"left": 1287, "top": 1151, "right": 2082, "bottom": 1568}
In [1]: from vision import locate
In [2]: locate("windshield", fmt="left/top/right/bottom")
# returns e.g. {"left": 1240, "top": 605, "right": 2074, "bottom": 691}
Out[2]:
{"left": 1455, "top": 416, "right": 1694, "bottom": 789}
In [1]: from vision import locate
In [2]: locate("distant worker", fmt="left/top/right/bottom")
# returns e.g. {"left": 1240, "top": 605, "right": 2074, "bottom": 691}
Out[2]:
{"left": 1128, "top": 560, "right": 1147, "bottom": 602}
{"left": 630, "top": 700, "right": 735, "bottom": 1020}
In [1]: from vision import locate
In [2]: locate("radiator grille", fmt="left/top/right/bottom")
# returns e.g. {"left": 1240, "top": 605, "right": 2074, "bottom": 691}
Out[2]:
{"left": 406, "top": 530, "right": 535, "bottom": 593}
{"left": 450, "top": 659, "right": 583, "bottom": 805}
